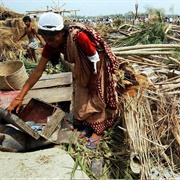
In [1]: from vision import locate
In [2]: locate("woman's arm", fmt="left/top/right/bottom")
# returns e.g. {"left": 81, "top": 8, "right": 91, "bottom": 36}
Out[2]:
{"left": 7, "top": 56, "right": 49, "bottom": 114}
{"left": 77, "top": 32, "right": 101, "bottom": 91}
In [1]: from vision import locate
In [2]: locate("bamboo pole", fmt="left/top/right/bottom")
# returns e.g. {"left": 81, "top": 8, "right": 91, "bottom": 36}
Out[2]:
{"left": 156, "top": 83, "right": 180, "bottom": 91}
{"left": 111, "top": 44, "right": 180, "bottom": 51}
{"left": 114, "top": 51, "right": 172, "bottom": 55}
{"left": 118, "top": 30, "right": 130, "bottom": 36}
{"left": 117, "top": 57, "right": 164, "bottom": 67}
{"left": 165, "top": 91, "right": 180, "bottom": 94}
{"left": 133, "top": 55, "right": 163, "bottom": 65}
{"left": 149, "top": 55, "right": 169, "bottom": 61}
{"left": 167, "top": 56, "right": 180, "bottom": 65}
{"left": 171, "top": 128, "right": 180, "bottom": 146}
{"left": 155, "top": 78, "right": 180, "bottom": 85}
{"left": 166, "top": 35, "right": 180, "bottom": 42}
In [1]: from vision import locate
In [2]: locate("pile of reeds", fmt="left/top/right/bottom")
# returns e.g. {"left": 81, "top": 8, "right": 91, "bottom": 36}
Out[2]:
{"left": 0, "top": 6, "right": 28, "bottom": 60}
{"left": 112, "top": 44, "right": 180, "bottom": 70}
{"left": 66, "top": 53, "right": 179, "bottom": 179}
{"left": 0, "top": 5, "right": 23, "bottom": 19}
{"left": 111, "top": 42, "right": 180, "bottom": 179}
{"left": 0, "top": 15, "right": 40, "bottom": 61}
{"left": 121, "top": 87, "right": 180, "bottom": 179}
{"left": 0, "top": 26, "right": 24, "bottom": 60}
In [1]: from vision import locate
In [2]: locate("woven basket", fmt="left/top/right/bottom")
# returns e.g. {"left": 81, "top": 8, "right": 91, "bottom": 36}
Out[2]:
{"left": 0, "top": 61, "right": 28, "bottom": 90}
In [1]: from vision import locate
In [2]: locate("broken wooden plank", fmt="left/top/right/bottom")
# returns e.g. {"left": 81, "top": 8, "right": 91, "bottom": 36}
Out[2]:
{"left": 32, "top": 72, "right": 72, "bottom": 89}
{"left": 41, "top": 108, "right": 65, "bottom": 139}
{"left": 23, "top": 86, "right": 73, "bottom": 105}
{"left": 0, "top": 72, "right": 73, "bottom": 109}
{"left": 0, "top": 107, "right": 40, "bottom": 139}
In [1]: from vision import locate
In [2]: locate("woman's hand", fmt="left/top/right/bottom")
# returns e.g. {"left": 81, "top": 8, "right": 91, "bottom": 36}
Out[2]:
{"left": 7, "top": 98, "right": 23, "bottom": 114}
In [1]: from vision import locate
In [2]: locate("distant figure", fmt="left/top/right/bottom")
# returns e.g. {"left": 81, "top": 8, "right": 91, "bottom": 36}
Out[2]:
{"left": 33, "top": 15, "right": 38, "bottom": 21}
{"left": 134, "top": 18, "right": 139, "bottom": 25}
{"left": 17, "top": 16, "right": 44, "bottom": 63}
{"left": 176, "top": 16, "right": 180, "bottom": 25}
{"left": 169, "top": 17, "right": 173, "bottom": 24}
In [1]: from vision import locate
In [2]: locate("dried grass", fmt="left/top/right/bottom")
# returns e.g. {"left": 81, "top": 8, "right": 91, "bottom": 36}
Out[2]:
{"left": 0, "top": 16, "right": 40, "bottom": 61}
{"left": 122, "top": 88, "right": 180, "bottom": 179}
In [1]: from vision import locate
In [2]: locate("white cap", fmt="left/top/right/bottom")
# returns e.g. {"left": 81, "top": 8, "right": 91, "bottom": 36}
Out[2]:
{"left": 38, "top": 12, "right": 64, "bottom": 31}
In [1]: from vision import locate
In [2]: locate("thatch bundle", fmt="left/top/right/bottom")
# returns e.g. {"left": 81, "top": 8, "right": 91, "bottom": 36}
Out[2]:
{"left": 112, "top": 43, "right": 180, "bottom": 179}
{"left": 0, "top": 27, "right": 23, "bottom": 60}
{"left": 0, "top": 5, "right": 23, "bottom": 20}
{"left": 0, "top": 6, "right": 25, "bottom": 60}
{"left": 0, "top": 14, "right": 40, "bottom": 61}
{"left": 122, "top": 87, "right": 180, "bottom": 179}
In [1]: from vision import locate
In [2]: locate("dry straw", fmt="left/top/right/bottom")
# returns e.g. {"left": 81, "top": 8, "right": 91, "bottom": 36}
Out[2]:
{"left": 122, "top": 88, "right": 180, "bottom": 179}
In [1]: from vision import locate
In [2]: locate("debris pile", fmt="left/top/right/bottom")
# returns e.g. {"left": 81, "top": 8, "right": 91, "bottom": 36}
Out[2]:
{"left": 0, "top": 5, "right": 180, "bottom": 180}
{"left": 0, "top": 6, "right": 40, "bottom": 61}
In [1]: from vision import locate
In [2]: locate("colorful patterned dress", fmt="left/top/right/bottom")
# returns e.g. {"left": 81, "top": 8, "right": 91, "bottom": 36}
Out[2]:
{"left": 42, "top": 23, "right": 120, "bottom": 135}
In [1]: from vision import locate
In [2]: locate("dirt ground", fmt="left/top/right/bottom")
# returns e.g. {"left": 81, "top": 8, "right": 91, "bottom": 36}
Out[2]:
{"left": 0, "top": 146, "right": 90, "bottom": 180}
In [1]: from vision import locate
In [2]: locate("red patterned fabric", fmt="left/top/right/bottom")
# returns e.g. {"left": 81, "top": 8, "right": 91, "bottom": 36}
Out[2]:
{"left": 69, "top": 23, "right": 120, "bottom": 110}
{"left": 77, "top": 32, "right": 96, "bottom": 56}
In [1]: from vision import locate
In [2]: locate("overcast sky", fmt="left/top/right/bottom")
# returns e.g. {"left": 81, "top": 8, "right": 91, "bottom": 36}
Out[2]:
{"left": 1, "top": 0, "right": 180, "bottom": 16}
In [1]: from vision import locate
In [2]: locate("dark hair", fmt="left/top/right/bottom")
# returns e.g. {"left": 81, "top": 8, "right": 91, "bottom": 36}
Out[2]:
{"left": 38, "top": 29, "right": 61, "bottom": 36}
{"left": 38, "top": 23, "right": 69, "bottom": 37}
{"left": 23, "top": 16, "right": 31, "bottom": 22}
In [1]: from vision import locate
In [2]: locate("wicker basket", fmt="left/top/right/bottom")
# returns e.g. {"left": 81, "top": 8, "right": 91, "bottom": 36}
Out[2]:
{"left": 0, "top": 61, "right": 28, "bottom": 90}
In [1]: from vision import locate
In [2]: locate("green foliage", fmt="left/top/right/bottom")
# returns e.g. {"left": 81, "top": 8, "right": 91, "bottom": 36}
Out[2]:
{"left": 145, "top": 6, "right": 165, "bottom": 20}
{"left": 112, "top": 21, "right": 167, "bottom": 47}
{"left": 21, "top": 57, "right": 37, "bottom": 75}
{"left": 21, "top": 55, "right": 68, "bottom": 75}
{"left": 62, "top": 118, "right": 138, "bottom": 180}
{"left": 45, "top": 62, "right": 68, "bottom": 74}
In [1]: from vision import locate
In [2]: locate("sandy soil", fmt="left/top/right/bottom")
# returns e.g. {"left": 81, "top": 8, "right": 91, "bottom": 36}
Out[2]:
{"left": 0, "top": 146, "right": 90, "bottom": 180}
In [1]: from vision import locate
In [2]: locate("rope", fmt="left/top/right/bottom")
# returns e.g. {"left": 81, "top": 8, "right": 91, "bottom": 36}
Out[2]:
{"left": 4, "top": 76, "right": 16, "bottom": 91}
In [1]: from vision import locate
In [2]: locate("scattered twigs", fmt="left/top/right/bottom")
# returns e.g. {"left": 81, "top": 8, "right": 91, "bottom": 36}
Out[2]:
{"left": 155, "top": 75, "right": 180, "bottom": 85}
{"left": 121, "top": 87, "right": 180, "bottom": 178}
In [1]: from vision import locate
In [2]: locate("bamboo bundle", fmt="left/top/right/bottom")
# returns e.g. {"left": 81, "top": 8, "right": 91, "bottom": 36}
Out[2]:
{"left": 155, "top": 75, "right": 180, "bottom": 85}
{"left": 121, "top": 90, "right": 151, "bottom": 179}
{"left": 114, "top": 50, "right": 172, "bottom": 56}
{"left": 166, "top": 35, "right": 180, "bottom": 42}
{"left": 112, "top": 44, "right": 180, "bottom": 51}
{"left": 121, "top": 88, "right": 180, "bottom": 179}
{"left": 0, "top": 27, "right": 24, "bottom": 60}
